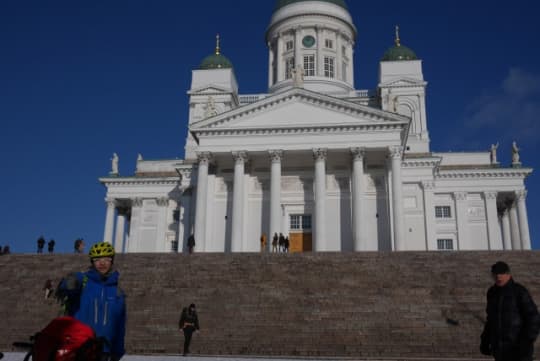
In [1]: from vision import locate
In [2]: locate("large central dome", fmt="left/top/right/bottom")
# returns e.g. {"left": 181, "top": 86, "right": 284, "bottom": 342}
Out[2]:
{"left": 274, "top": 0, "right": 348, "bottom": 11}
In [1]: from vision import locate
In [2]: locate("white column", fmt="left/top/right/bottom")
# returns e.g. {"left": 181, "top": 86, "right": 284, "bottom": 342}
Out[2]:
{"left": 268, "top": 42, "right": 274, "bottom": 88}
{"left": 194, "top": 152, "right": 211, "bottom": 252}
{"left": 269, "top": 150, "right": 283, "bottom": 251}
{"left": 454, "top": 192, "right": 468, "bottom": 250}
{"left": 389, "top": 146, "right": 405, "bottom": 251}
{"left": 501, "top": 209, "right": 512, "bottom": 250}
{"left": 103, "top": 198, "right": 116, "bottom": 244}
{"left": 316, "top": 26, "right": 324, "bottom": 76}
{"left": 351, "top": 147, "right": 366, "bottom": 251}
{"left": 156, "top": 197, "right": 169, "bottom": 252}
{"left": 422, "top": 181, "right": 436, "bottom": 250}
{"left": 313, "top": 148, "right": 327, "bottom": 251}
{"left": 294, "top": 27, "right": 301, "bottom": 69}
{"left": 516, "top": 190, "right": 531, "bottom": 250}
{"left": 509, "top": 201, "right": 521, "bottom": 250}
{"left": 484, "top": 191, "right": 502, "bottom": 250}
{"left": 114, "top": 210, "right": 126, "bottom": 253}
{"left": 336, "top": 31, "right": 343, "bottom": 81}
{"left": 231, "top": 151, "right": 247, "bottom": 252}
{"left": 277, "top": 35, "right": 284, "bottom": 82}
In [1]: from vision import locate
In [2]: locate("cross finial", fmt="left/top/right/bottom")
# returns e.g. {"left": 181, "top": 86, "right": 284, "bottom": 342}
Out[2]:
{"left": 395, "top": 25, "right": 401, "bottom": 47}
{"left": 215, "top": 34, "right": 221, "bottom": 55}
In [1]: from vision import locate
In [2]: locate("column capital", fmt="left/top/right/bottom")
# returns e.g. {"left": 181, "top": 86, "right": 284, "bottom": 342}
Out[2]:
{"left": 454, "top": 192, "right": 468, "bottom": 201}
{"left": 105, "top": 198, "right": 117, "bottom": 207}
{"left": 421, "top": 181, "right": 435, "bottom": 191}
{"left": 196, "top": 151, "right": 213, "bottom": 165}
{"left": 268, "top": 150, "right": 283, "bottom": 163}
{"left": 156, "top": 197, "right": 169, "bottom": 207}
{"left": 313, "top": 148, "right": 327, "bottom": 161}
{"left": 232, "top": 151, "right": 248, "bottom": 164}
{"left": 350, "top": 147, "right": 366, "bottom": 160}
{"left": 388, "top": 146, "right": 403, "bottom": 159}
{"left": 131, "top": 198, "right": 143, "bottom": 208}
{"left": 515, "top": 189, "right": 527, "bottom": 201}
{"left": 484, "top": 191, "right": 498, "bottom": 200}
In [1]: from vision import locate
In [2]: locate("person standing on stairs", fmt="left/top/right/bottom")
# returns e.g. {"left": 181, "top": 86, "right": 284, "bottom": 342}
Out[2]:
{"left": 179, "top": 303, "right": 200, "bottom": 356}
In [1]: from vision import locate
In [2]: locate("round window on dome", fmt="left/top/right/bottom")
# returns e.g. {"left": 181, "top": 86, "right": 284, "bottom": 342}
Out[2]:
{"left": 302, "top": 35, "right": 316, "bottom": 48}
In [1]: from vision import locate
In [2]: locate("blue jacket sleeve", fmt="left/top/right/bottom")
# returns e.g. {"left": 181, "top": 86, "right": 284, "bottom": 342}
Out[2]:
{"left": 111, "top": 295, "right": 126, "bottom": 358}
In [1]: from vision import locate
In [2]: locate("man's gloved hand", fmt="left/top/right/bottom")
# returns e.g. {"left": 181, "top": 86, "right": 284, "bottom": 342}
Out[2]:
{"left": 480, "top": 342, "right": 491, "bottom": 356}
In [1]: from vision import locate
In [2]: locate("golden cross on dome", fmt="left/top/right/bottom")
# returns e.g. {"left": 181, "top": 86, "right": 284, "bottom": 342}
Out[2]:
{"left": 395, "top": 25, "right": 401, "bottom": 47}
{"left": 215, "top": 34, "right": 221, "bottom": 55}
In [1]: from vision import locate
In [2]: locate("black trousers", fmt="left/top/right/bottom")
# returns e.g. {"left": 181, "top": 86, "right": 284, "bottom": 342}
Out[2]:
{"left": 183, "top": 326, "right": 196, "bottom": 354}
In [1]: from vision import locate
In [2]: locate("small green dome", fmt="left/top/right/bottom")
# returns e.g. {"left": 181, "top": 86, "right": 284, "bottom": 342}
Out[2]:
{"left": 199, "top": 53, "right": 233, "bottom": 70}
{"left": 381, "top": 44, "right": 418, "bottom": 61}
{"left": 199, "top": 34, "right": 233, "bottom": 70}
{"left": 381, "top": 26, "right": 418, "bottom": 61}
{"left": 274, "top": 0, "right": 348, "bottom": 11}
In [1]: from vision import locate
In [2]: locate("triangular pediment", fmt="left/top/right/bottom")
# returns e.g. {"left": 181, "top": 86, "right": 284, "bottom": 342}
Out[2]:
{"left": 379, "top": 77, "right": 427, "bottom": 88}
{"left": 188, "top": 85, "right": 232, "bottom": 95}
{"left": 190, "top": 88, "right": 409, "bottom": 132}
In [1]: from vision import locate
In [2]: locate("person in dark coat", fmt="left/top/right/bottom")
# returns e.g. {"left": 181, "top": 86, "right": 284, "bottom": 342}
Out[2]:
{"left": 187, "top": 234, "right": 195, "bottom": 254}
{"left": 179, "top": 303, "right": 200, "bottom": 356}
{"left": 278, "top": 233, "right": 285, "bottom": 252}
{"left": 37, "top": 236, "right": 45, "bottom": 253}
{"left": 481, "top": 261, "right": 540, "bottom": 361}
{"left": 272, "top": 233, "right": 278, "bottom": 252}
{"left": 47, "top": 239, "right": 55, "bottom": 253}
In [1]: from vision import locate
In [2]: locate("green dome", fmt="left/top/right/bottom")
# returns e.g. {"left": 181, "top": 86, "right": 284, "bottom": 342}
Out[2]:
{"left": 199, "top": 35, "right": 233, "bottom": 70}
{"left": 274, "top": 0, "right": 348, "bottom": 11}
{"left": 199, "top": 53, "right": 233, "bottom": 70}
{"left": 381, "top": 44, "right": 418, "bottom": 61}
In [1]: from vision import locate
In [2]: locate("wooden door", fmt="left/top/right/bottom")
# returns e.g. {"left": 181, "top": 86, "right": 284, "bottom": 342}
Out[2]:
{"left": 289, "top": 232, "right": 312, "bottom": 253}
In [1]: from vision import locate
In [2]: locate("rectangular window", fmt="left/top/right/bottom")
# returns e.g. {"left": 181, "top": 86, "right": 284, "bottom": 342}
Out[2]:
{"left": 285, "top": 57, "right": 295, "bottom": 79}
{"left": 171, "top": 240, "right": 179, "bottom": 252}
{"left": 342, "top": 61, "right": 347, "bottom": 81}
{"left": 290, "top": 215, "right": 301, "bottom": 230}
{"left": 324, "top": 57, "right": 335, "bottom": 78}
{"left": 286, "top": 40, "right": 294, "bottom": 51}
{"left": 290, "top": 214, "right": 312, "bottom": 231}
{"left": 303, "top": 55, "right": 315, "bottom": 76}
{"left": 325, "top": 39, "right": 333, "bottom": 49}
{"left": 173, "top": 210, "right": 180, "bottom": 222}
{"left": 437, "top": 239, "right": 454, "bottom": 250}
{"left": 342, "top": 45, "right": 347, "bottom": 57}
{"left": 435, "top": 206, "right": 452, "bottom": 218}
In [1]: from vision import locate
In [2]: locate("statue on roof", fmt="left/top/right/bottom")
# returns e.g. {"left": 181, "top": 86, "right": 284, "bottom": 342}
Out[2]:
{"left": 292, "top": 64, "right": 304, "bottom": 88}
{"left": 490, "top": 143, "right": 499, "bottom": 164}
{"left": 512, "top": 141, "right": 521, "bottom": 166}
{"left": 110, "top": 153, "right": 119, "bottom": 175}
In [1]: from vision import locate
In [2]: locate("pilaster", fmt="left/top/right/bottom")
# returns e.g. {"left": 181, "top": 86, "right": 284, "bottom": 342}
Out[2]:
{"left": 454, "top": 192, "right": 468, "bottom": 250}
{"left": 516, "top": 190, "right": 531, "bottom": 250}
{"left": 313, "top": 148, "right": 327, "bottom": 251}
{"left": 484, "top": 192, "right": 502, "bottom": 250}
{"left": 389, "top": 146, "right": 405, "bottom": 251}
{"left": 231, "top": 151, "right": 248, "bottom": 252}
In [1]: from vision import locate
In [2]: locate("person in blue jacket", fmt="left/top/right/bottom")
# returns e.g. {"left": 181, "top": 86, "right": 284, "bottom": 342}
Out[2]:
{"left": 59, "top": 242, "right": 126, "bottom": 361}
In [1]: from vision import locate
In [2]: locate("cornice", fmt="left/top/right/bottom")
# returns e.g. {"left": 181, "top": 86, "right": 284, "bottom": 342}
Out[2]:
{"left": 195, "top": 122, "right": 407, "bottom": 137}
{"left": 99, "top": 177, "right": 180, "bottom": 186}
{"left": 435, "top": 168, "right": 533, "bottom": 180}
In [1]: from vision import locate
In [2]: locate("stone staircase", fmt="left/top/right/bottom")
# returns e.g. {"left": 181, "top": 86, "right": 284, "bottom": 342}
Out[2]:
{"left": 1, "top": 251, "right": 540, "bottom": 359}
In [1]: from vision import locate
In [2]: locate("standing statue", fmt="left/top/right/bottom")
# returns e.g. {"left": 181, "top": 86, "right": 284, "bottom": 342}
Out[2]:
{"left": 137, "top": 153, "right": 143, "bottom": 162}
{"left": 511, "top": 141, "right": 521, "bottom": 165}
{"left": 111, "top": 153, "right": 119, "bottom": 175}
{"left": 490, "top": 143, "right": 499, "bottom": 164}
{"left": 292, "top": 64, "right": 304, "bottom": 88}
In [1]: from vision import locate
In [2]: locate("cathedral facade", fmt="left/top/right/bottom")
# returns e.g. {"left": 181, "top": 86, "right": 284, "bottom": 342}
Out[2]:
{"left": 100, "top": 0, "right": 532, "bottom": 253}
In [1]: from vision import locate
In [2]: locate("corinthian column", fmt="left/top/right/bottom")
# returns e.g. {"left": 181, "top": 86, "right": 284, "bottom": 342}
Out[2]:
{"left": 313, "top": 148, "right": 327, "bottom": 251}
{"left": 194, "top": 152, "right": 211, "bottom": 252}
{"left": 351, "top": 147, "right": 366, "bottom": 251}
{"left": 103, "top": 198, "right": 116, "bottom": 244}
{"left": 508, "top": 200, "right": 521, "bottom": 250}
{"left": 516, "top": 190, "right": 531, "bottom": 250}
{"left": 484, "top": 191, "right": 502, "bottom": 250}
{"left": 269, "top": 150, "right": 283, "bottom": 250}
{"left": 231, "top": 151, "right": 248, "bottom": 252}
{"left": 501, "top": 209, "right": 512, "bottom": 250}
{"left": 389, "top": 146, "right": 405, "bottom": 251}
{"left": 114, "top": 209, "right": 127, "bottom": 253}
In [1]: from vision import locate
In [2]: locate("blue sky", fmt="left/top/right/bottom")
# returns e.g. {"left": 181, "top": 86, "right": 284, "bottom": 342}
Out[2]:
{"left": 1, "top": 0, "right": 539, "bottom": 253}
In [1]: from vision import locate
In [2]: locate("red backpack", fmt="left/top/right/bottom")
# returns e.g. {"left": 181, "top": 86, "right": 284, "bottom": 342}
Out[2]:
{"left": 33, "top": 317, "right": 103, "bottom": 361}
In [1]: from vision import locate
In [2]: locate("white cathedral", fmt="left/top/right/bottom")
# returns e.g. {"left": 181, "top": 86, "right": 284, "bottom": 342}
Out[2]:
{"left": 100, "top": 0, "right": 532, "bottom": 253}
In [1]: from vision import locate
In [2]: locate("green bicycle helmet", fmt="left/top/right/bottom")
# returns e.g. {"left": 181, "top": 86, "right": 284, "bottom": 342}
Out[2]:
{"left": 89, "top": 242, "right": 115, "bottom": 259}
